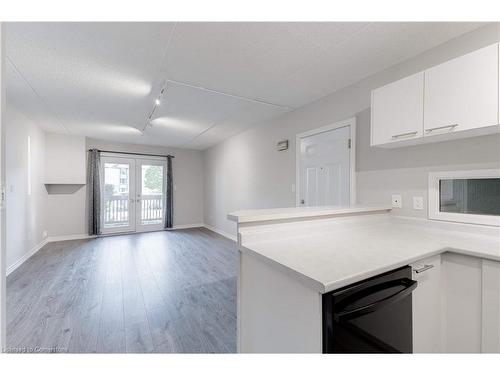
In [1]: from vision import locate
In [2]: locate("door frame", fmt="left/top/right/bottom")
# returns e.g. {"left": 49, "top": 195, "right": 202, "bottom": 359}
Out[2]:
{"left": 100, "top": 152, "right": 167, "bottom": 235}
{"left": 295, "top": 117, "right": 356, "bottom": 207}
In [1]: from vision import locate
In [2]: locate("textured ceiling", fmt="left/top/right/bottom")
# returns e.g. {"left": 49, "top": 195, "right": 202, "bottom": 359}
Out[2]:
{"left": 6, "top": 22, "right": 486, "bottom": 150}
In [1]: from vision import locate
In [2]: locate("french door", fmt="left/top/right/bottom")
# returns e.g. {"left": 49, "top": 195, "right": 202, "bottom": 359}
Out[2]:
{"left": 100, "top": 156, "right": 166, "bottom": 234}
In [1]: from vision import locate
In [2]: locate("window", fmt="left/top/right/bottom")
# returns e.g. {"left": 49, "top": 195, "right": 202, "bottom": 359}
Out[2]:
{"left": 429, "top": 170, "right": 500, "bottom": 226}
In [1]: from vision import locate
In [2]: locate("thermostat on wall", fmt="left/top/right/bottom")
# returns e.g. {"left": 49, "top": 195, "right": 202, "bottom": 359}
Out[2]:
{"left": 277, "top": 140, "right": 289, "bottom": 151}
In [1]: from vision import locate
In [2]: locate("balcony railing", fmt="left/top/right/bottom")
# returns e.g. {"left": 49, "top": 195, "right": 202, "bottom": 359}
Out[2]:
{"left": 103, "top": 194, "right": 164, "bottom": 227}
{"left": 104, "top": 196, "right": 129, "bottom": 226}
{"left": 140, "top": 195, "right": 163, "bottom": 223}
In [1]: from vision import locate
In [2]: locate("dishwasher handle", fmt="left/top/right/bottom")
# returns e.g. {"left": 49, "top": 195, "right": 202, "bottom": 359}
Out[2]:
{"left": 334, "top": 278, "right": 417, "bottom": 322}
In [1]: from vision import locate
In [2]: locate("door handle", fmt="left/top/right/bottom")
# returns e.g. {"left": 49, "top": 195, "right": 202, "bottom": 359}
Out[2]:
{"left": 425, "top": 124, "right": 458, "bottom": 133}
{"left": 413, "top": 264, "right": 434, "bottom": 274}
{"left": 391, "top": 131, "right": 418, "bottom": 140}
{"left": 333, "top": 278, "right": 417, "bottom": 322}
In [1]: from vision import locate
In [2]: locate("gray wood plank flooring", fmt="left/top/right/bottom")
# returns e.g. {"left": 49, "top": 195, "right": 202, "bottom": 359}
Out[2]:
{"left": 6, "top": 228, "right": 238, "bottom": 353}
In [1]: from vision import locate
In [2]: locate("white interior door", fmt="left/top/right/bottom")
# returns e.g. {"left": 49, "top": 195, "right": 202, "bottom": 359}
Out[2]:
{"left": 135, "top": 159, "right": 166, "bottom": 232}
{"left": 101, "top": 156, "right": 136, "bottom": 234}
{"left": 298, "top": 125, "right": 351, "bottom": 207}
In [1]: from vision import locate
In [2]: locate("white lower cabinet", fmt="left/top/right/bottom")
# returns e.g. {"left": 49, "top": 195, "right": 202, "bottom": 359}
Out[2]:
{"left": 411, "top": 255, "right": 443, "bottom": 353}
{"left": 442, "top": 253, "right": 483, "bottom": 353}
{"left": 481, "top": 260, "right": 500, "bottom": 353}
{"left": 412, "top": 253, "right": 500, "bottom": 353}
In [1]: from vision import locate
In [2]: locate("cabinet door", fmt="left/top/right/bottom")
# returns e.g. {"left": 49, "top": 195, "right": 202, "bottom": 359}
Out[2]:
{"left": 424, "top": 43, "right": 499, "bottom": 136}
{"left": 482, "top": 260, "right": 500, "bottom": 353}
{"left": 411, "top": 255, "right": 442, "bottom": 353}
{"left": 442, "top": 253, "right": 482, "bottom": 353}
{"left": 371, "top": 72, "right": 424, "bottom": 146}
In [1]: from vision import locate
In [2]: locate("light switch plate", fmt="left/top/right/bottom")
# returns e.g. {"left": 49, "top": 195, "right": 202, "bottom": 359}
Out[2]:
{"left": 413, "top": 196, "right": 424, "bottom": 210}
{"left": 391, "top": 194, "right": 402, "bottom": 208}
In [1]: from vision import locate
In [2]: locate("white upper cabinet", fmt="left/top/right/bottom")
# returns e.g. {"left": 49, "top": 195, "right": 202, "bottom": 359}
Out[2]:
{"left": 371, "top": 43, "right": 500, "bottom": 147}
{"left": 371, "top": 72, "right": 424, "bottom": 146}
{"left": 424, "top": 43, "right": 499, "bottom": 135}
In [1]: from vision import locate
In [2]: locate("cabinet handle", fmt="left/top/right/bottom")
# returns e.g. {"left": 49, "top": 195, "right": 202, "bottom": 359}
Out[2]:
{"left": 391, "top": 131, "right": 418, "bottom": 139}
{"left": 414, "top": 264, "right": 434, "bottom": 274}
{"left": 425, "top": 124, "right": 458, "bottom": 133}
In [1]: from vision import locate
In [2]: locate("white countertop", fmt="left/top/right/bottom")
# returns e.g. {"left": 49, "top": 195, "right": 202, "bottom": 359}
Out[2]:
{"left": 238, "top": 213, "right": 500, "bottom": 293}
{"left": 228, "top": 205, "right": 392, "bottom": 224}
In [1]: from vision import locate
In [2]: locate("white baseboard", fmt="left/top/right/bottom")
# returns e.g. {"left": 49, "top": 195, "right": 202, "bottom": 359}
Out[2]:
{"left": 203, "top": 224, "right": 237, "bottom": 242}
{"left": 7, "top": 234, "right": 94, "bottom": 276}
{"left": 7, "top": 238, "right": 49, "bottom": 276}
{"left": 171, "top": 223, "right": 204, "bottom": 230}
{"left": 47, "top": 234, "right": 94, "bottom": 242}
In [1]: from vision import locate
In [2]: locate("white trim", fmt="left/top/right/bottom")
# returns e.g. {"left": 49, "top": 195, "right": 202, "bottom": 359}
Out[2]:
{"left": 100, "top": 152, "right": 166, "bottom": 161}
{"left": 295, "top": 117, "right": 356, "bottom": 207}
{"left": 47, "top": 233, "right": 94, "bottom": 242}
{"left": 203, "top": 224, "right": 237, "bottom": 242}
{"left": 428, "top": 169, "right": 500, "bottom": 227}
{"left": 170, "top": 223, "right": 204, "bottom": 230}
{"left": 6, "top": 238, "right": 48, "bottom": 276}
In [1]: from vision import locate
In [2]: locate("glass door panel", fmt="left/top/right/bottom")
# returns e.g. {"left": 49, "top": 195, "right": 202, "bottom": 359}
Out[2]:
{"left": 101, "top": 157, "right": 136, "bottom": 234}
{"left": 136, "top": 159, "right": 166, "bottom": 232}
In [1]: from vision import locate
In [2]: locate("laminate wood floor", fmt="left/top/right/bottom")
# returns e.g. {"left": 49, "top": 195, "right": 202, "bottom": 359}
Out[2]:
{"left": 6, "top": 228, "right": 238, "bottom": 353}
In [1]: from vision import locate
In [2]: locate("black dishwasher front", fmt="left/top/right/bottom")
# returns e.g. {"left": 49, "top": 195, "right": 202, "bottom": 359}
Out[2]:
{"left": 322, "top": 266, "right": 417, "bottom": 353}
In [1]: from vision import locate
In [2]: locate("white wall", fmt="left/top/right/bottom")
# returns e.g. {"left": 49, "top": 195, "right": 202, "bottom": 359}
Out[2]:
{"left": 5, "top": 106, "right": 48, "bottom": 269}
{"left": 45, "top": 133, "right": 86, "bottom": 184}
{"left": 45, "top": 133, "right": 87, "bottom": 238}
{"left": 86, "top": 138, "right": 204, "bottom": 227}
{"left": 203, "top": 23, "right": 500, "bottom": 236}
{"left": 1, "top": 21, "right": 6, "bottom": 349}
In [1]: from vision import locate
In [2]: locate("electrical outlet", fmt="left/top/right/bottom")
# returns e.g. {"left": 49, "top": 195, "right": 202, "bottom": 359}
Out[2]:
{"left": 391, "top": 194, "right": 402, "bottom": 208}
{"left": 42, "top": 230, "right": 48, "bottom": 239}
{"left": 413, "top": 196, "right": 424, "bottom": 210}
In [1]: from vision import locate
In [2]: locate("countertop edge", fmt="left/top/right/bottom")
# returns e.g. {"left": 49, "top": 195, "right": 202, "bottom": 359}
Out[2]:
{"left": 238, "top": 244, "right": 500, "bottom": 294}
{"left": 228, "top": 206, "right": 392, "bottom": 224}
{"left": 238, "top": 244, "right": 327, "bottom": 293}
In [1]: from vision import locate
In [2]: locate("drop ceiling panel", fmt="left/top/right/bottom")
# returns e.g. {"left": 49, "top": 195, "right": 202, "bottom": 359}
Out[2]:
{"left": 163, "top": 22, "right": 330, "bottom": 106}
{"left": 188, "top": 103, "right": 289, "bottom": 150}
{"left": 280, "top": 22, "right": 370, "bottom": 52}
{"left": 146, "top": 82, "right": 288, "bottom": 147}
{"left": 6, "top": 60, "right": 67, "bottom": 133}
{"left": 261, "top": 22, "right": 487, "bottom": 107}
{"left": 153, "top": 82, "right": 248, "bottom": 131}
{"left": 6, "top": 22, "right": 176, "bottom": 134}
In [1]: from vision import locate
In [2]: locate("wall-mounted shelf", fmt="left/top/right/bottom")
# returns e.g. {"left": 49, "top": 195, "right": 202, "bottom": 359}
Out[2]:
{"left": 44, "top": 182, "right": 85, "bottom": 195}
